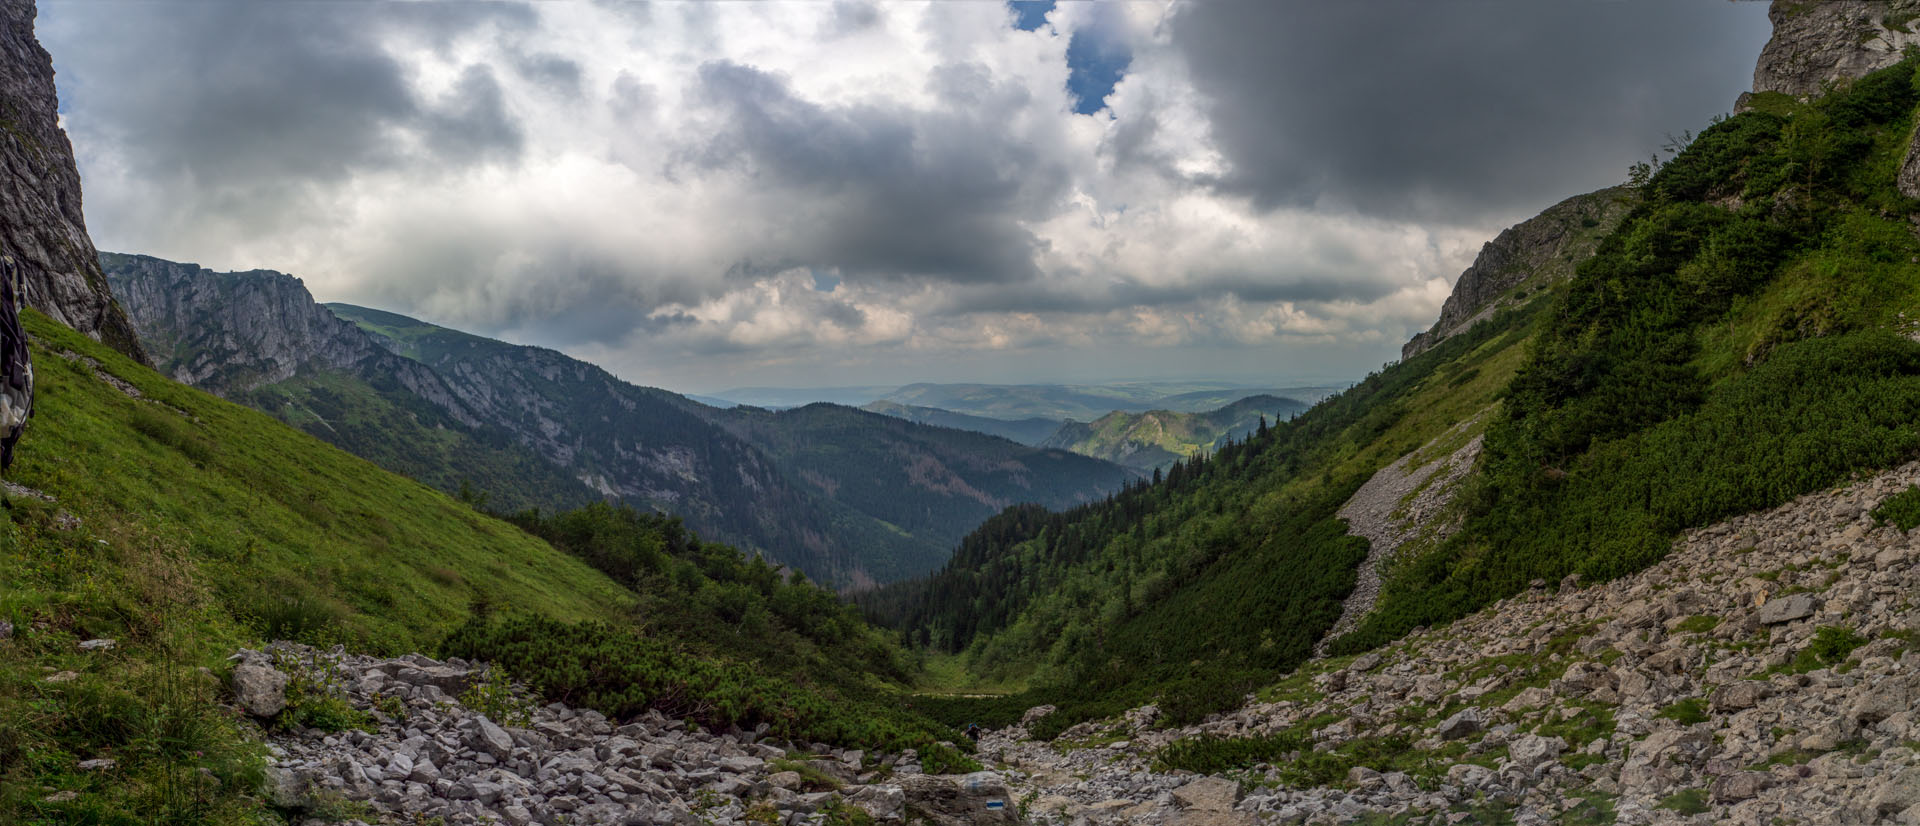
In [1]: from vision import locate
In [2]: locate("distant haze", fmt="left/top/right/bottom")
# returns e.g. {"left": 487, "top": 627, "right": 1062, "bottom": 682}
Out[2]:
{"left": 41, "top": 1, "right": 1771, "bottom": 390}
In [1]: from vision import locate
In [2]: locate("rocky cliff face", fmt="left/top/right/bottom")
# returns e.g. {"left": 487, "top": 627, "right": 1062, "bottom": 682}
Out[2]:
{"left": 102, "top": 253, "right": 479, "bottom": 425}
{"left": 1751, "top": 0, "right": 1920, "bottom": 102}
{"left": 0, "top": 0, "right": 144, "bottom": 361}
{"left": 1402, "top": 187, "right": 1632, "bottom": 360}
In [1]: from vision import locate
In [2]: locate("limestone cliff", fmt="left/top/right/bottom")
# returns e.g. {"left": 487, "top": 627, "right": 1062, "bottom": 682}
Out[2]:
{"left": 102, "top": 253, "right": 479, "bottom": 425}
{"left": 1402, "top": 187, "right": 1633, "bottom": 360}
{"left": 0, "top": 0, "right": 144, "bottom": 361}
{"left": 1751, "top": 0, "right": 1920, "bottom": 102}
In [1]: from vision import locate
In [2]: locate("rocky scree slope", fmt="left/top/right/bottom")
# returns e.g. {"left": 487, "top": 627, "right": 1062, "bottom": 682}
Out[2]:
{"left": 1401, "top": 186, "right": 1632, "bottom": 360}
{"left": 0, "top": 0, "right": 144, "bottom": 359}
{"left": 979, "top": 460, "right": 1920, "bottom": 825}
{"left": 236, "top": 643, "right": 1015, "bottom": 826}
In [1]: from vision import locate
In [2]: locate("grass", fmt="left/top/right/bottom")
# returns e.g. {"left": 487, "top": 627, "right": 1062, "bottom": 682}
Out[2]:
{"left": 0, "top": 310, "right": 636, "bottom": 822}
{"left": 1655, "top": 698, "right": 1709, "bottom": 726}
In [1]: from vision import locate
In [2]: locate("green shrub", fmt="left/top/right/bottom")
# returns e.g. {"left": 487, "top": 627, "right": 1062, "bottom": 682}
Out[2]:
{"left": 1789, "top": 625, "right": 1869, "bottom": 673}
{"left": 1872, "top": 485, "right": 1920, "bottom": 531}
{"left": 1672, "top": 615, "right": 1720, "bottom": 634}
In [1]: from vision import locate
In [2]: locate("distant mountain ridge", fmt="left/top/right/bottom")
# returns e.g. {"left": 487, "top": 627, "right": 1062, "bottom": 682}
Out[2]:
{"left": 1039, "top": 394, "right": 1309, "bottom": 472}
{"left": 878, "top": 381, "right": 1338, "bottom": 421}
{"left": 859, "top": 400, "right": 1064, "bottom": 446}
{"left": 102, "top": 252, "right": 1133, "bottom": 586}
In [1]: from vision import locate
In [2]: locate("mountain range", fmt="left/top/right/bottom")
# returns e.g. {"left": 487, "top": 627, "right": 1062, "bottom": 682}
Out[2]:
{"left": 103, "top": 254, "right": 1134, "bottom": 587}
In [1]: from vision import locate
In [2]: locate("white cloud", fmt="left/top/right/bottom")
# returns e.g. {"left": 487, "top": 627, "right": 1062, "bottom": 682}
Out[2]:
{"left": 41, "top": 0, "right": 1770, "bottom": 391}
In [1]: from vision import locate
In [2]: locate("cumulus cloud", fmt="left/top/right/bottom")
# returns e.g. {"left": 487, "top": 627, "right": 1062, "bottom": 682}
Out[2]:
{"left": 40, "top": 0, "right": 1771, "bottom": 390}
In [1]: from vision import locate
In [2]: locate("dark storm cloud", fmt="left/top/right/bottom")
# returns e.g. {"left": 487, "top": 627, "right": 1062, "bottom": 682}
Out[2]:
{"left": 687, "top": 60, "right": 1067, "bottom": 286}
{"left": 45, "top": 2, "right": 528, "bottom": 194}
{"left": 1168, "top": 0, "right": 1771, "bottom": 224}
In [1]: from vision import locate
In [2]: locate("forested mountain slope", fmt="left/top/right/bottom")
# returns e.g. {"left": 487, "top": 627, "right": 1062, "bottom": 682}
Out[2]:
{"left": 860, "top": 400, "right": 1065, "bottom": 446}
{"left": 872, "top": 54, "right": 1920, "bottom": 732}
{"left": 695, "top": 402, "right": 1137, "bottom": 584}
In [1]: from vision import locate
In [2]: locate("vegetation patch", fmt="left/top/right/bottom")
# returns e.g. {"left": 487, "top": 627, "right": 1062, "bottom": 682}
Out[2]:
{"left": 1872, "top": 484, "right": 1920, "bottom": 531}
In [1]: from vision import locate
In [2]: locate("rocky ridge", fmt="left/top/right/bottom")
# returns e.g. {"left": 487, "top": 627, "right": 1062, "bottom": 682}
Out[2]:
{"left": 975, "top": 458, "right": 1920, "bottom": 825}
{"left": 1401, "top": 187, "right": 1631, "bottom": 360}
{"left": 238, "top": 643, "right": 1018, "bottom": 826}
{"left": 0, "top": 0, "right": 144, "bottom": 359}
{"left": 103, "top": 253, "right": 477, "bottom": 422}
{"left": 1750, "top": 0, "right": 1920, "bottom": 103}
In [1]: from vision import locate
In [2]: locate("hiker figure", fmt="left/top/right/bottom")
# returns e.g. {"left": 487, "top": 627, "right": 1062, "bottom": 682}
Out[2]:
{"left": 965, "top": 723, "right": 981, "bottom": 743}
{"left": 0, "top": 255, "right": 30, "bottom": 470}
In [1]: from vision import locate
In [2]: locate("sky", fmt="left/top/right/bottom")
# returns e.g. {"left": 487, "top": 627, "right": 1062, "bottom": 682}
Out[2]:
{"left": 40, "top": 0, "right": 1774, "bottom": 394}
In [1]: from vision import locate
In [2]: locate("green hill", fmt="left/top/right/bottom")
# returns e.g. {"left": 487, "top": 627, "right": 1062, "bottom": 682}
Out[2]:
{"left": 859, "top": 400, "right": 1064, "bottom": 445}
{"left": 1039, "top": 394, "right": 1309, "bottom": 471}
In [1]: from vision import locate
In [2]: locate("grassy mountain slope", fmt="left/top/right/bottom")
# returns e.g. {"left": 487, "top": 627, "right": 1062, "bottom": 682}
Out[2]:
{"left": 1040, "top": 394, "right": 1310, "bottom": 471}
{"left": 860, "top": 400, "right": 1064, "bottom": 446}
{"left": 875, "top": 57, "right": 1920, "bottom": 732}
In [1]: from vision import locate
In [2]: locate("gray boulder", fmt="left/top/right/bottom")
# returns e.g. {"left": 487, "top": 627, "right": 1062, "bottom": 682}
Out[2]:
{"left": 895, "top": 772, "right": 1018, "bottom": 826}
{"left": 1436, "top": 707, "right": 1485, "bottom": 740}
{"left": 1756, "top": 594, "right": 1817, "bottom": 625}
{"left": 231, "top": 662, "right": 289, "bottom": 718}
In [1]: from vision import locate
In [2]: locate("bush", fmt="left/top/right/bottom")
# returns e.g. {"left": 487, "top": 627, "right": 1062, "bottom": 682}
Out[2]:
{"left": 1872, "top": 485, "right": 1920, "bottom": 531}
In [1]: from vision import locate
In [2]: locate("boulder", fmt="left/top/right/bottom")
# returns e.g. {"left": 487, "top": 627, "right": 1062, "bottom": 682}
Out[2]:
{"left": 1711, "top": 771, "right": 1772, "bottom": 802}
{"left": 845, "top": 784, "right": 905, "bottom": 820}
{"left": 469, "top": 716, "right": 514, "bottom": 761}
{"left": 1709, "top": 681, "right": 1772, "bottom": 712}
{"left": 231, "top": 662, "right": 289, "bottom": 718}
{"left": 1508, "top": 734, "right": 1566, "bottom": 771}
{"left": 1870, "top": 767, "right": 1920, "bottom": 820}
{"left": 1756, "top": 594, "right": 1817, "bottom": 625}
{"left": 1173, "top": 776, "right": 1239, "bottom": 812}
{"left": 1436, "top": 707, "right": 1485, "bottom": 740}
{"left": 895, "top": 773, "right": 1017, "bottom": 826}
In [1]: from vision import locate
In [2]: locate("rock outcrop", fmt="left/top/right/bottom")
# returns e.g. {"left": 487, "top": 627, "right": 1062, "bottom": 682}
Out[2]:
{"left": 1751, "top": 0, "right": 1920, "bottom": 102}
{"left": 245, "top": 643, "right": 1009, "bottom": 826}
{"left": 1402, "top": 187, "right": 1632, "bottom": 360}
{"left": 101, "top": 254, "right": 480, "bottom": 425}
{"left": 0, "top": 0, "right": 144, "bottom": 361}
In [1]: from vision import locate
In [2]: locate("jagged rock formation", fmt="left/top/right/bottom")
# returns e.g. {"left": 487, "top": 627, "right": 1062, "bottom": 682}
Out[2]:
{"left": 104, "top": 254, "right": 472, "bottom": 419}
{"left": 985, "top": 460, "right": 1920, "bottom": 824}
{"left": 0, "top": 0, "right": 144, "bottom": 361}
{"left": 244, "top": 644, "right": 1013, "bottom": 826}
{"left": 1402, "top": 187, "right": 1632, "bottom": 360}
{"left": 1751, "top": 0, "right": 1920, "bottom": 102}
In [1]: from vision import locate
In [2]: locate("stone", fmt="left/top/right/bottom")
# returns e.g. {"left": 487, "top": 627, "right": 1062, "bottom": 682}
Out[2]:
{"left": 1436, "top": 707, "right": 1485, "bottom": 740}
{"left": 1756, "top": 594, "right": 1817, "bottom": 625}
{"left": 845, "top": 783, "right": 905, "bottom": 820}
{"left": 1709, "top": 680, "right": 1772, "bottom": 712}
{"left": 231, "top": 662, "right": 289, "bottom": 718}
{"left": 1508, "top": 734, "right": 1566, "bottom": 771}
{"left": 767, "top": 771, "right": 804, "bottom": 791}
{"left": 1711, "top": 771, "right": 1771, "bottom": 802}
{"left": 894, "top": 773, "right": 1017, "bottom": 826}
{"left": 1350, "top": 652, "right": 1382, "bottom": 672}
{"left": 469, "top": 716, "right": 514, "bottom": 761}
{"left": 1871, "top": 768, "right": 1920, "bottom": 819}
{"left": 77, "top": 638, "right": 115, "bottom": 651}
{"left": 265, "top": 766, "right": 309, "bottom": 808}
{"left": 1173, "top": 776, "right": 1239, "bottom": 812}
{"left": 43, "top": 670, "right": 78, "bottom": 683}
{"left": 77, "top": 758, "right": 115, "bottom": 771}
{"left": 0, "top": 619, "right": 12, "bottom": 640}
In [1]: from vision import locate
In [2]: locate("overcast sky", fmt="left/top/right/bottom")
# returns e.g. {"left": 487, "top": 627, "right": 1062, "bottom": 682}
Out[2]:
{"left": 41, "top": 0, "right": 1773, "bottom": 394}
